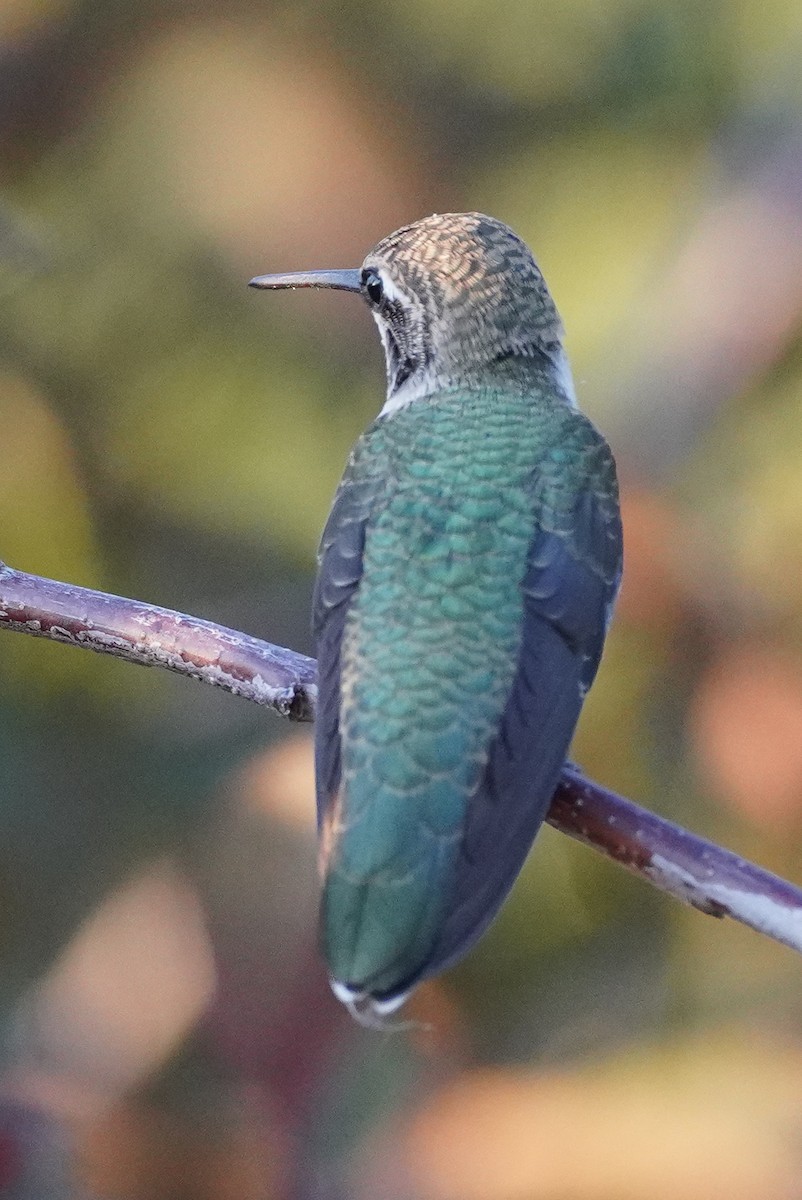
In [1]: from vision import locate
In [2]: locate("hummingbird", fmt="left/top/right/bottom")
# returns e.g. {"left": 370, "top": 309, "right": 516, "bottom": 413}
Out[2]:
{"left": 250, "top": 213, "right": 622, "bottom": 1026}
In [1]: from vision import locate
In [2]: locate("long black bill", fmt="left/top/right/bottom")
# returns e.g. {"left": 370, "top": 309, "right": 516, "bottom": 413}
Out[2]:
{"left": 248, "top": 269, "right": 361, "bottom": 292}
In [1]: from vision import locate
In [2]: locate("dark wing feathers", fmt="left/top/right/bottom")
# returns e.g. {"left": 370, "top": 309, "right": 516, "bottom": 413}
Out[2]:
{"left": 419, "top": 489, "right": 622, "bottom": 987}
{"left": 312, "top": 474, "right": 375, "bottom": 828}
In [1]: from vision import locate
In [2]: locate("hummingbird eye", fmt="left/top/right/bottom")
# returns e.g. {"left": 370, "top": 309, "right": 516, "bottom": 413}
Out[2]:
{"left": 362, "top": 269, "right": 384, "bottom": 306}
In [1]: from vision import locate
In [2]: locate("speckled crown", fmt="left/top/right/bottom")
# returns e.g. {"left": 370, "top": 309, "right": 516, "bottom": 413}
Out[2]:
{"left": 365, "top": 212, "right": 563, "bottom": 349}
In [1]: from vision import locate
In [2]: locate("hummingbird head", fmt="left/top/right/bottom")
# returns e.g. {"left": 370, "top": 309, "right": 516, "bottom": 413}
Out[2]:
{"left": 250, "top": 212, "right": 574, "bottom": 411}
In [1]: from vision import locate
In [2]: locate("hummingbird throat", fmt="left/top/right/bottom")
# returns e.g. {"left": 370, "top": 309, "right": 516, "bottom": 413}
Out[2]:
{"left": 375, "top": 317, "right": 431, "bottom": 415}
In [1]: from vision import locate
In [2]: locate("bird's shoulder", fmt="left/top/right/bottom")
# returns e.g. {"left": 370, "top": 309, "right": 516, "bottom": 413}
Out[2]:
{"left": 528, "top": 406, "right": 621, "bottom": 587}
{"left": 314, "top": 392, "right": 621, "bottom": 622}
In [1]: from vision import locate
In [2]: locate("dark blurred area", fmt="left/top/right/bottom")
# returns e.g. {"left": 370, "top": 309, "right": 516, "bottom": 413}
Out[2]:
{"left": 2, "top": 0, "right": 802, "bottom": 1196}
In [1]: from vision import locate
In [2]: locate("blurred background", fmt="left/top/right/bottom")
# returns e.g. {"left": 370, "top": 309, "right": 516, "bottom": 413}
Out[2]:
{"left": 1, "top": 0, "right": 802, "bottom": 1195}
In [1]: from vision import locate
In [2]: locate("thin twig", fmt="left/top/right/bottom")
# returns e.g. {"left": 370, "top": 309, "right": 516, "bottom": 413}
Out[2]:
{"left": 0, "top": 563, "right": 316, "bottom": 720}
{"left": 551, "top": 767, "right": 802, "bottom": 954}
{"left": 1, "top": 561, "right": 801, "bottom": 953}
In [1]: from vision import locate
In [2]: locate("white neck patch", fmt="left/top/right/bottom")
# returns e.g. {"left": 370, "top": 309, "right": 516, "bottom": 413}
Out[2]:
{"left": 553, "top": 346, "right": 578, "bottom": 408}
{"left": 379, "top": 367, "right": 438, "bottom": 416}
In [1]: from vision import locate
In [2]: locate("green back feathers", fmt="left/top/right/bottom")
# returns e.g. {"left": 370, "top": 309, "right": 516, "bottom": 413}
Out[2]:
{"left": 317, "top": 385, "right": 619, "bottom": 995}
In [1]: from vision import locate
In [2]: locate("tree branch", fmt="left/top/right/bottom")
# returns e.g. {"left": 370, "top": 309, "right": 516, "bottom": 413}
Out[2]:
{"left": 2, "top": 562, "right": 801, "bottom": 955}
{"left": 551, "top": 767, "right": 802, "bottom": 954}
{"left": 0, "top": 562, "right": 317, "bottom": 721}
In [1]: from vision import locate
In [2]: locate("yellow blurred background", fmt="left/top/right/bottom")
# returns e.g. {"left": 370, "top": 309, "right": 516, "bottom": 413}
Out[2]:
{"left": 2, "top": 0, "right": 802, "bottom": 1196}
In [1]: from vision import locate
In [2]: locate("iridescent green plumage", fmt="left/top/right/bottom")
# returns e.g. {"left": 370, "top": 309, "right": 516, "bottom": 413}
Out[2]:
{"left": 251, "top": 212, "right": 622, "bottom": 1022}
{"left": 317, "top": 382, "right": 619, "bottom": 998}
